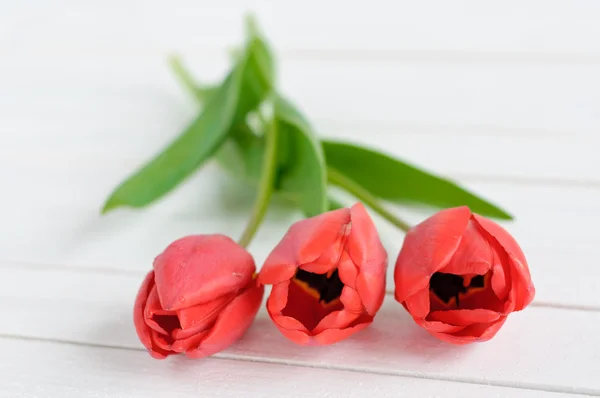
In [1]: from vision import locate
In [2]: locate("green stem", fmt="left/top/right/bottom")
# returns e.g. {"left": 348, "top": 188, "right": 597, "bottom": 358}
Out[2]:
{"left": 237, "top": 119, "right": 279, "bottom": 247}
{"left": 169, "top": 56, "right": 277, "bottom": 246}
{"left": 327, "top": 167, "right": 412, "bottom": 233}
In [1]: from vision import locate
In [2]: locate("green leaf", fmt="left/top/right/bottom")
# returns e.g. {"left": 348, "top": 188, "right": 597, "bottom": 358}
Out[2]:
{"left": 102, "top": 33, "right": 274, "bottom": 214}
{"left": 273, "top": 96, "right": 328, "bottom": 217}
{"left": 322, "top": 140, "right": 513, "bottom": 220}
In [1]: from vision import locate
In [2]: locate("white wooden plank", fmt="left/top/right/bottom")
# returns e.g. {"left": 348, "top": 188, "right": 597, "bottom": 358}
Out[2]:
{"left": 0, "top": 160, "right": 597, "bottom": 308}
{"left": 3, "top": 0, "right": 600, "bottom": 56}
{"left": 1, "top": 56, "right": 598, "bottom": 182}
{"left": 0, "top": 338, "right": 575, "bottom": 398}
{"left": 0, "top": 267, "right": 597, "bottom": 395}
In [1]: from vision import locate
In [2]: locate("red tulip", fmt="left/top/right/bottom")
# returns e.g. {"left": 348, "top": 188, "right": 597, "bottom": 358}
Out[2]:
{"left": 258, "top": 203, "right": 387, "bottom": 345}
{"left": 394, "top": 206, "right": 535, "bottom": 344}
{"left": 133, "top": 234, "right": 264, "bottom": 359}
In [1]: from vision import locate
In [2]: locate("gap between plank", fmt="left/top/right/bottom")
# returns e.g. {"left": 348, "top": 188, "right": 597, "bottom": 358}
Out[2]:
{"left": 0, "top": 333, "right": 597, "bottom": 397}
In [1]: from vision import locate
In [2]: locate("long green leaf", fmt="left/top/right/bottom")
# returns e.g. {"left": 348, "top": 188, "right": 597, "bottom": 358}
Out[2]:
{"left": 273, "top": 96, "right": 328, "bottom": 217}
{"left": 102, "top": 34, "right": 274, "bottom": 214}
{"left": 322, "top": 140, "right": 513, "bottom": 220}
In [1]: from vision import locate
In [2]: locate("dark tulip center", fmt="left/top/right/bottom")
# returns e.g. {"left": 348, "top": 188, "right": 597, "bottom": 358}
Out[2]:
{"left": 294, "top": 268, "right": 344, "bottom": 304}
{"left": 429, "top": 272, "right": 485, "bottom": 307}
{"left": 281, "top": 268, "right": 345, "bottom": 331}
{"left": 152, "top": 314, "right": 181, "bottom": 335}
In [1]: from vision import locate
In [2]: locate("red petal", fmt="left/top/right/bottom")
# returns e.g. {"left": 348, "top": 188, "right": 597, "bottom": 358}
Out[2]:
{"left": 428, "top": 309, "right": 501, "bottom": 326}
{"left": 472, "top": 215, "right": 535, "bottom": 311}
{"left": 432, "top": 316, "right": 508, "bottom": 345}
{"left": 312, "top": 287, "right": 362, "bottom": 334}
{"left": 258, "top": 208, "right": 350, "bottom": 285}
{"left": 151, "top": 330, "right": 172, "bottom": 352}
{"left": 185, "top": 282, "right": 264, "bottom": 359}
{"left": 272, "top": 326, "right": 312, "bottom": 345}
{"left": 339, "top": 285, "right": 364, "bottom": 314}
{"left": 348, "top": 203, "right": 388, "bottom": 316}
{"left": 266, "top": 281, "right": 291, "bottom": 314}
{"left": 280, "top": 277, "right": 343, "bottom": 331}
{"left": 173, "top": 292, "right": 237, "bottom": 340}
{"left": 314, "top": 319, "right": 372, "bottom": 345}
{"left": 300, "top": 224, "right": 348, "bottom": 274}
{"left": 336, "top": 250, "right": 358, "bottom": 289}
{"left": 171, "top": 330, "right": 210, "bottom": 353}
{"left": 153, "top": 234, "right": 255, "bottom": 311}
{"left": 404, "top": 289, "right": 430, "bottom": 319}
{"left": 312, "top": 309, "right": 359, "bottom": 335}
{"left": 144, "top": 285, "right": 177, "bottom": 335}
{"left": 133, "top": 271, "right": 171, "bottom": 359}
{"left": 270, "top": 313, "right": 309, "bottom": 332}
{"left": 394, "top": 207, "right": 471, "bottom": 303}
{"left": 440, "top": 219, "right": 493, "bottom": 276}
{"left": 413, "top": 317, "right": 466, "bottom": 334}
{"left": 491, "top": 261, "right": 510, "bottom": 302}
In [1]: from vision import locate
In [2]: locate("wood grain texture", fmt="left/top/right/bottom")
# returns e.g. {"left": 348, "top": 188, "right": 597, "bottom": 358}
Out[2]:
{"left": 0, "top": 267, "right": 598, "bottom": 395}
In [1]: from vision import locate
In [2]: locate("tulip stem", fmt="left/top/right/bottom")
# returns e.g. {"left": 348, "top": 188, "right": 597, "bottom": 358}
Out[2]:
{"left": 327, "top": 167, "right": 412, "bottom": 233}
{"left": 237, "top": 117, "right": 278, "bottom": 248}
{"left": 169, "top": 56, "right": 277, "bottom": 247}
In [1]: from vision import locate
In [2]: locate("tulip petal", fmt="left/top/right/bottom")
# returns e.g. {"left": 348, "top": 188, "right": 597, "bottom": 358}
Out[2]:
{"left": 300, "top": 225, "right": 348, "bottom": 274}
{"left": 172, "top": 293, "right": 237, "bottom": 340}
{"left": 144, "top": 285, "right": 178, "bottom": 335}
{"left": 404, "top": 289, "right": 431, "bottom": 319}
{"left": 153, "top": 234, "right": 255, "bottom": 311}
{"left": 339, "top": 285, "right": 365, "bottom": 314}
{"left": 428, "top": 309, "right": 501, "bottom": 326}
{"left": 314, "top": 317, "right": 372, "bottom": 345}
{"left": 414, "top": 317, "right": 466, "bottom": 334}
{"left": 311, "top": 309, "right": 359, "bottom": 335}
{"left": 312, "top": 287, "right": 363, "bottom": 334}
{"left": 259, "top": 208, "right": 350, "bottom": 286}
{"left": 394, "top": 206, "right": 472, "bottom": 303}
{"left": 266, "top": 281, "right": 289, "bottom": 313}
{"left": 280, "top": 277, "right": 343, "bottom": 331}
{"left": 171, "top": 330, "right": 210, "bottom": 353}
{"left": 272, "top": 327, "right": 312, "bottom": 345}
{"left": 185, "top": 283, "right": 264, "bottom": 359}
{"left": 133, "top": 271, "right": 172, "bottom": 359}
{"left": 270, "top": 313, "right": 309, "bottom": 332}
{"left": 348, "top": 203, "right": 387, "bottom": 315}
{"left": 336, "top": 250, "right": 358, "bottom": 289}
{"left": 491, "top": 254, "right": 511, "bottom": 302}
{"left": 134, "top": 271, "right": 156, "bottom": 351}
{"left": 151, "top": 330, "right": 172, "bottom": 352}
{"left": 440, "top": 220, "right": 493, "bottom": 276}
{"left": 432, "top": 316, "right": 508, "bottom": 345}
{"left": 472, "top": 215, "right": 535, "bottom": 311}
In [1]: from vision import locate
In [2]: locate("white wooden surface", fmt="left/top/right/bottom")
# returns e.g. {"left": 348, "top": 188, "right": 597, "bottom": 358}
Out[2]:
{"left": 1, "top": 1, "right": 599, "bottom": 397}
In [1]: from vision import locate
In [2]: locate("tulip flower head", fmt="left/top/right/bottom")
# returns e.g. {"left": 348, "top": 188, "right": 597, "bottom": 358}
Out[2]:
{"left": 394, "top": 206, "right": 535, "bottom": 345}
{"left": 133, "top": 234, "right": 264, "bottom": 359}
{"left": 258, "top": 203, "right": 388, "bottom": 345}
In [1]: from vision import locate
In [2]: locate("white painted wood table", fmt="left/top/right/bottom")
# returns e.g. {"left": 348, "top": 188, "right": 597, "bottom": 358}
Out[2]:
{"left": 1, "top": 1, "right": 599, "bottom": 397}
